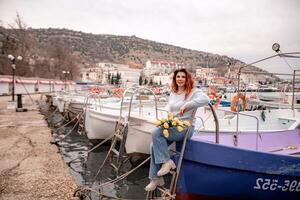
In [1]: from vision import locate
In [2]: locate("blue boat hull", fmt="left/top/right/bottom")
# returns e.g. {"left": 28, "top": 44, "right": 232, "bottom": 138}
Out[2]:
{"left": 175, "top": 140, "right": 300, "bottom": 200}
{"left": 219, "top": 100, "right": 231, "bottom": 107}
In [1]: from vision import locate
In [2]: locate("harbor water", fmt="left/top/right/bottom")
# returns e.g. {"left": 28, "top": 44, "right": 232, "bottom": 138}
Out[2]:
{"left": 39, "top": 102, "right": 151, "bottom": 199}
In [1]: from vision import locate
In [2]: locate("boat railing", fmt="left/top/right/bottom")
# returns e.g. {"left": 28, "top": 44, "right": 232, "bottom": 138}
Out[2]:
{"left": 201, "top": 104, "right": 220, "bottom": 143}
{"left": 119, "top": 86, "right": 158, "bottom": 121}
{"left": 216, "top": 108, "right": 261, "bottom": 149}
{"left": 83, "top": 93, "right": 103, "bottom": 111}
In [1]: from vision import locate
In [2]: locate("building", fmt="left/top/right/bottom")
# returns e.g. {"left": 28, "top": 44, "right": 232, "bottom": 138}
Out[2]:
{"left": 195, "top": 67, "right": 219, "bottom": 84}
{"left": 95, "top": 62, "right": 141, "bottom": 86}
{"left": 143, "top": 60, "right": 184, "bottom": 77}
{"left": 80, "top": 67, "right": 103, "bottom": 83}
{"left": 153, "top": 74, "right": 172, "bottom": 86}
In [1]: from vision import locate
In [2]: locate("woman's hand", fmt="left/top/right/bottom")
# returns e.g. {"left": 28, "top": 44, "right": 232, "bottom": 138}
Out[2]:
{"left": 179, "top": 106, "right": 186, "bottom": 116}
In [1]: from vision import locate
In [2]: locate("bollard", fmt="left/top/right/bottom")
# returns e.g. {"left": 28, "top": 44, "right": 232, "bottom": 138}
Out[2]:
{"left": 17, "top": 94, "right": 23, "bottom": 108}
{"left": 16, "top": 94, "right": 27, "bottom": 112}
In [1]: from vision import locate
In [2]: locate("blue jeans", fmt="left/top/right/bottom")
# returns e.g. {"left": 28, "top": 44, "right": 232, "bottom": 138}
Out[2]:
{"left": 149, "top": 125, "right": 195, "bottom": 179}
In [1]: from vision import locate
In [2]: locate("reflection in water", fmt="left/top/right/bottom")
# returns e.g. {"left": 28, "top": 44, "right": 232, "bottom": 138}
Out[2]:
{"left": 40, "top": 103, "right": 150, "bottom": 199}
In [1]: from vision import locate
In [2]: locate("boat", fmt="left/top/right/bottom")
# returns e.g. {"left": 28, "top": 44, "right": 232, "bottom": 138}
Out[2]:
{"left": 248, "top": 92, "right": 300, "bottom": 109}
{"left": 175, "top": 130, "right": 300, "bottom": 200}
{"left": 84, "top": 89, "right": 166, "bottom": 148}
{"left": 172, "top": 48, "right": 300, "bottom": 200}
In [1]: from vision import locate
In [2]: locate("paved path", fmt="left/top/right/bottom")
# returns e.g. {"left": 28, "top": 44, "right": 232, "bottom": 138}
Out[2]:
{"left": 0, "top": 95, "right": 78, "bottom": 200}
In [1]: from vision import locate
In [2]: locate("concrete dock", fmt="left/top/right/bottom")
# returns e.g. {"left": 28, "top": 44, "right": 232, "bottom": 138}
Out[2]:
{"left": 0, "top": 95, "right": 78, "bottom": 200}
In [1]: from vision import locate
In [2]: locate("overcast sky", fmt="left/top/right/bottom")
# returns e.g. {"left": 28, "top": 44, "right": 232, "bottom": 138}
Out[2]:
{"left": 0, "top": 0, "right": 299, "bottom": 75}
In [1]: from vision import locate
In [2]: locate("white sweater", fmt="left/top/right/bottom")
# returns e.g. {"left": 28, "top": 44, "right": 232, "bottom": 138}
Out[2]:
{"left": 166, "top": 88, "right": 209, "bottom": 124}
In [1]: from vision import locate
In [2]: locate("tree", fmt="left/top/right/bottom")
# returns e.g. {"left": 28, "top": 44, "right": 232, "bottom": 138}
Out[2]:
{"left": 111, "top": 74, "right": 115, "bottom": 85}
{"left": 108, "top": 73, "right": 111, "bottom": 84}
{"left": 149, "top": 78, "right": 153, "bottom": 86}
{"left": 139, "top": 75, "right": 143, "bottom": 85}
{"left": 115, "top": 72, "right": 121, "bottom": 85}
{"left": 0, "top": 13, "right": 36, "bottom": 76}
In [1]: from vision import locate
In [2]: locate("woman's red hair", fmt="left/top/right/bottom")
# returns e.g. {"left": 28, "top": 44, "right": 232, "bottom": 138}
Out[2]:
{"left": 171, "top": 68, "right": 194, "bottom": 100}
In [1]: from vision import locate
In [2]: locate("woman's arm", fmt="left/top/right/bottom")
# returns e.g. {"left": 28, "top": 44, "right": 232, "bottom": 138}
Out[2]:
{"left": 183, "top": 89, "right": 209, "bottom": 111}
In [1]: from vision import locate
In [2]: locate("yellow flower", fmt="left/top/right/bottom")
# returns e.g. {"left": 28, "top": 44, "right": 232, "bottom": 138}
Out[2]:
{"left": 183, "top": 120, "right": 191, "bottom": 127}
{"left": 178, "top": 120, "right": 183, "bottom": 126}
{"left": 171, "top": 121, "right": 177, "bottom": 126}
{"left": 173, "top": 118, "right": 179, "bottom": 123}
{"left": 163, "top": 129, "right": 169, "bottom": 138}
{"left": 177, "top": 126, "right": 183, "bottom": 132}
{"left": 155, "top": 120, "right": 162, "bottom": 126}
{"left": 163, "top": 122, "right": 169, "bottom": 129}
{"left": 161, "top": 118, "right": 166, "bottom": 123}
{"left": 167, "top": 112, "right": 173, "bottom": 120}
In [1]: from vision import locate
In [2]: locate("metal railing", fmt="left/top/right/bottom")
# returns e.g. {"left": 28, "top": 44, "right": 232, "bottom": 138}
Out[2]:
{"left": 119, "top": 86, "right": 158, "bottom": 121}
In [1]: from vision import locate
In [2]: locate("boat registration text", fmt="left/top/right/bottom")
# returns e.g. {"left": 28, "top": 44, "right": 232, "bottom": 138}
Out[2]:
{"left": 254, "top": 178, "right": 300, "bottom": 192}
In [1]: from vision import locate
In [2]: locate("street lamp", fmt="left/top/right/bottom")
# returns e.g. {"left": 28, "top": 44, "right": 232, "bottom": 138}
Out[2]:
{"left": 7, "top": 54, "right": 23, "bottom": 101}
{"left": 62, "top": 70, "right": 70, "bottom": 90}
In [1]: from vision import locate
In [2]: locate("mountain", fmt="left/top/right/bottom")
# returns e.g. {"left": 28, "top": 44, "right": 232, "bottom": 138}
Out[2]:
{"left": 0, "top": 27, "right": 260, "bottom": 79}
{"left": 32, "top": 28, "right": 241, "bottom": 68}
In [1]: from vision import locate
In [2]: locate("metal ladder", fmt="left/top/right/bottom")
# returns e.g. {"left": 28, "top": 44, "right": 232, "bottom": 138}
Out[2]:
{"left": 100, "top": 86, "right": 159, "bottom": 172}
{"left": 146, "top": 104, "right": 219, "bottom": 200}
{"left": 77, "top": 111, "right": 85, "bottom": 135}
{"left": 106, "top": 120, "right": 130, "bottom": 171}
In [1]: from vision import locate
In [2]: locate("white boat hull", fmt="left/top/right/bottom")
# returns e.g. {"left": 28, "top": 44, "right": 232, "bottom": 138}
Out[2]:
{"left": 85, "top": 108, "right": 119, "bottom": 140}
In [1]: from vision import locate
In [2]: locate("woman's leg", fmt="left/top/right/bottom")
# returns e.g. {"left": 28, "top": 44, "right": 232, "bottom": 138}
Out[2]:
{"left": 151, "top": 127, "right": 170, "bottom": 164}
{"left": 148, "top": 143, "right": 160, "bottom": 179}
{"left": 166, "top": 125, "right": 195, "bottom": 142}
{"left": 148, "top": 126, "right": 195, "bottom": 179}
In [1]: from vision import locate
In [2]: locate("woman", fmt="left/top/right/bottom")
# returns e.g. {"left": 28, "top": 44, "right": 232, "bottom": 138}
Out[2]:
{"left": 145, "top": 68, "right": 209, "bottom": 191}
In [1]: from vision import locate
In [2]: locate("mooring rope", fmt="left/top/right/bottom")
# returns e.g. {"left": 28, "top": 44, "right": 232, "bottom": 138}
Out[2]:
{"left": 74, "top": 156, "right": 151, "bottom": 199}
{"left": 54, "top": 111, "right": 83, "bottom": 131}
{"left": 53, "top": 111, "right": 84, "bottom": 143}
{"left": 44, "top": 107, "right": 58, "bottom": 120}
{"left": 66, "top": 134, "right": 114, "bottom": 165}
{"left": 94, "top": 122, "right": 126, "bottom": 177}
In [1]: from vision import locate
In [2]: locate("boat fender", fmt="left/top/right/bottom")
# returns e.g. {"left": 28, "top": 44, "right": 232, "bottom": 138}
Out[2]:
{"left": 230, "top": 94, "right": 247, "bottom": 112}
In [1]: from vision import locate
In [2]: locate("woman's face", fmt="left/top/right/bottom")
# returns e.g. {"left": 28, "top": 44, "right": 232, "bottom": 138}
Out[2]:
{"left": 176, "top": 71, "right": 186, "bottom": 88}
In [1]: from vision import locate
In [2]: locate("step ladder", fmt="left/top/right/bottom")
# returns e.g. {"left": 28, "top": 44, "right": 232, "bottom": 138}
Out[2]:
{"left": 101, "top": 120, "right": 130, "bottom": 172}
{"left": 77, "top": 114, "right": 85, "bottom": 135}
{"left": 109, "top": 121, "right": 130, "bottom": 171}
{"left": 100, "top": 86, "right": 159, "bottom": 174}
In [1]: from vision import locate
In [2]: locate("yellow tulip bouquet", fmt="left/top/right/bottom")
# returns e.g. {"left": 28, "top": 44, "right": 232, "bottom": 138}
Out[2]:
{"left": 155, "top": 112, "right": 191, "bottom": 138}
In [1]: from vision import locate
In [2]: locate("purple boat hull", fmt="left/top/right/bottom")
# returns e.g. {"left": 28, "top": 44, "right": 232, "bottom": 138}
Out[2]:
{"left": 175, "top": 130, "right": 300, "bottom": 200}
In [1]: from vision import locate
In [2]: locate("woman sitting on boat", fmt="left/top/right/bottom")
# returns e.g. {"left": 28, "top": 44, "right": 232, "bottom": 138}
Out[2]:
{"left": 145, "top": 68, "right": 209, "bottom": 191}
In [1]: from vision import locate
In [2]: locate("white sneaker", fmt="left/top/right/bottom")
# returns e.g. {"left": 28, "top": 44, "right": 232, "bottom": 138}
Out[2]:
{"left": 157, "top": 159, "right": 176, "bottom": 176}
{"left": 145, "top": 177, "right": 165, "bottom": 191}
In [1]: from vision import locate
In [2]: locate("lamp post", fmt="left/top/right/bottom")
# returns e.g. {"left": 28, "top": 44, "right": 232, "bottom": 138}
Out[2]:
{"left": 7, "top": 54, "right": 23, "bottom": 101}
{"left": 62, "top": 70, "right": 70, "bottom": 91}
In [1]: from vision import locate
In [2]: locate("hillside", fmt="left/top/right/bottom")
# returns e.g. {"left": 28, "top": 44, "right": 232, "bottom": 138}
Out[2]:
{"left": 0, "top": 27, "right": 258, "bottom": 79}
{"left": 32, "top": 28, "right": 241, "bottom": 68}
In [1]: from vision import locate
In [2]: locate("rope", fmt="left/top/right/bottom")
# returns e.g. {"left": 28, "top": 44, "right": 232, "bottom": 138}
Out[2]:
{"left": 53, "top": 111, "right": 84, "bottom": 143}
{"left": 96, "top": 122, "right": 126, "bottom": 175}
{"left": 87, "top": 134, "right": 114, "bottom": 153}
{"left": 66, "top": 134, "right": 114, "bottom": 166}
{"left": 74, "top": 186, "right": 125, "bottom": 200}
{"left": 44, "top": 107, "right": 58, "bottom": 120}
{"left": 16, "top": 76, "right": 34, "bottom": 104}
{"left": 75, "top": 156, "right": 151, "bottom": 199}
{"left": 54, "top": 111, "right": 83, "bottom": 131}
